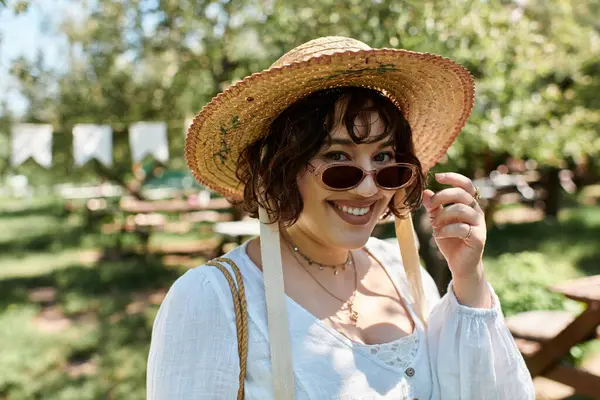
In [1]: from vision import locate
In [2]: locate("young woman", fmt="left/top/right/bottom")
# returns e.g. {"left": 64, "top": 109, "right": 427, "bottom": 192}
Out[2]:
{"left": 147, "top": 37, "right": 535, "bottom": 399}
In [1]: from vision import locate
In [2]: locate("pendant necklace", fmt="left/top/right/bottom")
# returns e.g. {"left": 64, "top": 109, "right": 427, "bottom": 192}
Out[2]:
{"left": 284, "top": 237, "right": 359, "bottom": 325}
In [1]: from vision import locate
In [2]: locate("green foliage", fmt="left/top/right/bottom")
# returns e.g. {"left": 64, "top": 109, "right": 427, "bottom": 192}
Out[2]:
{"left": 2, "top": 0, "right": 599, "bottom": 186}
{"left": 0, "top": 0, "right": 29, "bottom": 14}
{"left": 485, "top": 251, "right": 571, "bottom": 316}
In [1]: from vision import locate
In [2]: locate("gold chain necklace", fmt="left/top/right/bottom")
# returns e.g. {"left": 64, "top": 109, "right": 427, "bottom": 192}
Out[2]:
{"left": 289, "top": 240, "right": 351, "bottom": 275}
{"left": 284, "top": 239, "right": 360, "bottom": 325}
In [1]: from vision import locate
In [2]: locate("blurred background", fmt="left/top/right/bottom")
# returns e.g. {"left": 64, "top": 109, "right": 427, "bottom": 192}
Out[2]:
{"left": 0, "top": 0, "right": 599, "bottom": 399}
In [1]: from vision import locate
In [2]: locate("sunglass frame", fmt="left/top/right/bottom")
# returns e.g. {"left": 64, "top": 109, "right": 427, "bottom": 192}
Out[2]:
{"left": 309, "top": 162, "right": 418, "bottom": 191}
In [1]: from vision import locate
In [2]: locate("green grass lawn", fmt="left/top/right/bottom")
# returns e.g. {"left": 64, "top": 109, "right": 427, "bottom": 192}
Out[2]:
{"left": 0, "top": 198, "right": 188, "bottom": 399}
{"left": 0, "top": 196, "right": 599, "bottom": 399}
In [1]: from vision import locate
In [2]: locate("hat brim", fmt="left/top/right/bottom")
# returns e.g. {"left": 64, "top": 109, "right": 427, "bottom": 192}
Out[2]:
{"left": 186, "top": 48, "right": 474, "bottom": 200}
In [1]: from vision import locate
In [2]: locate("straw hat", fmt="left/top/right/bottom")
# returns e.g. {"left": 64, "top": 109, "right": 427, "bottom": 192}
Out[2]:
{"left": 186, "top": 36, "right": 474, "bottom": 201}
{"left": 185, "top": 36, "right": 475, "bottom": 399}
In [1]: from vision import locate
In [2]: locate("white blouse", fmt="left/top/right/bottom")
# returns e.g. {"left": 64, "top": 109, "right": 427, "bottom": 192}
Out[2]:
{"left": 147, "top": 237, "right": 535, "bottom": 399}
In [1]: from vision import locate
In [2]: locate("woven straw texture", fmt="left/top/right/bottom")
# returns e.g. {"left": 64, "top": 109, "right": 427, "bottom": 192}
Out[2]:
{"left": 204, "top": 257, "right": 248, "bottom": 400}
{"left": 186, "top": 36, "right": 475, "bottom": 200}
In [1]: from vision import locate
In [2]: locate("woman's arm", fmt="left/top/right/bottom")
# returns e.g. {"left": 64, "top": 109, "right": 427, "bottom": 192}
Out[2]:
{"left": 147, "top": 268, "right": 239, "bottom": 400}
{"left": 418, "top": 173, "right": 534, "bottom": 398}
{"left": 424, "top": 274, "right": 536, "bottom": 400}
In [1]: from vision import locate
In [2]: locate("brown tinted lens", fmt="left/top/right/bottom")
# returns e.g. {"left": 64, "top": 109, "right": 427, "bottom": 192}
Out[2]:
{"left": 376, "top": 165, "right": 414, "bottom": 188}
{"left": 322, "top": 165, "right": 364, "bottom": 189}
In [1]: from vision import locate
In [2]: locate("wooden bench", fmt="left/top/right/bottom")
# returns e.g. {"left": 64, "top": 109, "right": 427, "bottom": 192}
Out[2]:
{"left": 507, "top": 310, "right": 600, "bottom": 346}
{"left": 105, "top": 238, "right": 222, "bottom": 259}
{"left": 103, "top": 196, "right": 236, "bottom": 255}
{"left": 102, "top": 210, "right": 232, "bottom": 235}
{"left": 508, "top": 310, "right": 600, "bottom": 399}
{"left": 212, "top": 219, "right": 260, "bottom": 255}
{"left": 119, "top": 197, "right": 231, "bottom": 213}
{"left": 506, "top": 277, "right": 600, "bottom": 398}
{"left": 147, "top": 239, "right": 221, "bottom": 256}
{"left": 183, "top": 210, "right": 232, "bottom": 223}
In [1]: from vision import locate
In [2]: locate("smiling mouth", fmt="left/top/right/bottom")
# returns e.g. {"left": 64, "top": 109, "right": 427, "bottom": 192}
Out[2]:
{"left": 330, "top": 202, "right": 372, "bottom": 216}
{"left": 326, "top": 201, "right": 376, "bottom": 226}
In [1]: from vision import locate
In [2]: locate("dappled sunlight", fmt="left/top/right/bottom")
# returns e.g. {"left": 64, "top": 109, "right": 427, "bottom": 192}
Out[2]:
{"left": 1, "top": 0, "right": 599, "bottom": 396}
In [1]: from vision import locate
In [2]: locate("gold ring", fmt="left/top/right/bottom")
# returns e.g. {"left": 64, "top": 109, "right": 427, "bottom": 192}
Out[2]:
{"left": 473, "top": 187, "right": 481, "bottom": 200}
{"left": 469, "top": 199, "right": 478, "bottom": 209}
{"left": 464, "top": 225, "right": 473, "bottom": 240}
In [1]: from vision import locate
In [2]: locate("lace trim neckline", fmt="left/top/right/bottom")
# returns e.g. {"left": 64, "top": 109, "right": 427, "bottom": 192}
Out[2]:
{"left": 358, "top": 332, "right": 420, "bottom": 369}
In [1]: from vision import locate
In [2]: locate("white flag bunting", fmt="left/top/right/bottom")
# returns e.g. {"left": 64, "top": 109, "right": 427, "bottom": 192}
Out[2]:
{"left": 8, "top": 121, "right": 178, "bottom": 168}
{"left": 11, "top": 123, "right": 53, "bottom": 168}
{"left": 73, "top": 124, "right": 113, "bottom": 167}
{"left": 129, "top": 122, "right": 169, "bottom": 164}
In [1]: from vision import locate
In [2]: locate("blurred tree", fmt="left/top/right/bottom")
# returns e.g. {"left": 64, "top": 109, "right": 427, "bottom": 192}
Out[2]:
{"left": 7, "top": 0, "right": 599, "bottom": 184}
{"left": 0, "top": 0, "right": 30, "bottom": 14}
{"left": 3, "top": 0, "right": 599, "bottom": 286}
{"left": 0, "top": 102, "right": 12, "bottom": 178}
{"left": 3, "top": 0, "right": 271, "bottom": 190}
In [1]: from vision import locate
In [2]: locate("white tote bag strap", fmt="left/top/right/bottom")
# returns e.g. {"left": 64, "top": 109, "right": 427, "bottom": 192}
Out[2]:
{"left": 258, "top": 207, "right": 296, "bottom": 399}
{"left": 395, "top": 213, "right": 429, "bottom": 327}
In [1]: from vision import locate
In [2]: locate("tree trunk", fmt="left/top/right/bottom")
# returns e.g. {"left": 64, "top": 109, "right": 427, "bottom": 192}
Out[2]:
{"left": 542, "top": 166, "right": 561, "bottom": 218}
{"left": 92, "top": 160, "right": 147, "bottom": 201}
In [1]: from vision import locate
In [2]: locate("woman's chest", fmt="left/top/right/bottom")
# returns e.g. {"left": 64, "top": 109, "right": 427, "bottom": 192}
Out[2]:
{"left": 287, "top": 256, "right": 416, "bottom": 346}
{"left": 244, "top": 309, "right": 433, "bottom": 400}
{"left": 347, "top": 265, "right": 416, "bottom": 344}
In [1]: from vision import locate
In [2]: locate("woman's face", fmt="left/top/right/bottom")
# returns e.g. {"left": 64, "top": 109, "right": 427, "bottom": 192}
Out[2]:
{"left": 294, "top": 108, "right": 397, "bottom": 250}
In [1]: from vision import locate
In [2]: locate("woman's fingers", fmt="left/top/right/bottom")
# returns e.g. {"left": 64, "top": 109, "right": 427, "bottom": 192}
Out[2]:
{"left": 423, "top": 189, "right": 443, "bottom": 218}
{"left": 426, "top": 187, "right": 476, "bottom": 210}
{"left": 430, "top": 203, "right": 479, "bottom": 228}
{"left": 432, "top": 222, "right": 472, "bottom": 239}
{"left": 435, "top": 172, "right": 478, "bottom": 198}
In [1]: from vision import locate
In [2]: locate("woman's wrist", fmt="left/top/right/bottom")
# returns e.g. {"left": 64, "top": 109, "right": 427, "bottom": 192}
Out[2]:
{"left": 451, "top": 263, "right": 492, "bottom": 309}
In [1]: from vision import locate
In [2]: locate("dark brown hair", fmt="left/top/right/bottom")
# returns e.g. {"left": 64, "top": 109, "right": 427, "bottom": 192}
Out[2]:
{"left": 235, "top": 86, "right": 425, "bottom": 226}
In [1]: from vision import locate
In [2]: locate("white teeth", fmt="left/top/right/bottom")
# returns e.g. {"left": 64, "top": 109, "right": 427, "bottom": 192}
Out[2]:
{"left": 334, "top": 203, "right": 371, "bottom": 216}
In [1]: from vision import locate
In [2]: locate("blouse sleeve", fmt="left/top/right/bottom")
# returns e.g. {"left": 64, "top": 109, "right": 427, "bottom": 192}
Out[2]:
{"left": 146, "top": 267, "right": 239, "bottom": 400}
{"left": 424, "top": 274, "right": 536, "bottom": 400}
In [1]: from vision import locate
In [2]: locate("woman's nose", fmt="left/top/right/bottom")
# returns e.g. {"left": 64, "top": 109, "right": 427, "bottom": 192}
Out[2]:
{"left": 352, "top": 170, "right": 378, "bottom": 198}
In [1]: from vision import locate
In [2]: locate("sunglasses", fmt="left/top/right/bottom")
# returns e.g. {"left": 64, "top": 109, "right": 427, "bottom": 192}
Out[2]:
{"left": 309, "top": 162, "right": 417, "bottom": 191}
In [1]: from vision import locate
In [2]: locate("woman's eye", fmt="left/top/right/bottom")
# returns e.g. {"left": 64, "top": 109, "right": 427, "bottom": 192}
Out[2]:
{"left": 324, "top": 152, "right": 349, "bottom": 162}
{"left": 374, "top": 152, "right": 394, "bottom": 162}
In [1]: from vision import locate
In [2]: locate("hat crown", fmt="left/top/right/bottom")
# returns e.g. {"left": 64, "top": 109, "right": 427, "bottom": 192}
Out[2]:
{"left": 271, "top": 36, "right": 372, "bottom": 68}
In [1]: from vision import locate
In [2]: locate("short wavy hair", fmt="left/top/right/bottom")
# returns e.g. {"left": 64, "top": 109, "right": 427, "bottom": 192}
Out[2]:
{"left": 235, "top": 86, "right": 426, "bottom": 226}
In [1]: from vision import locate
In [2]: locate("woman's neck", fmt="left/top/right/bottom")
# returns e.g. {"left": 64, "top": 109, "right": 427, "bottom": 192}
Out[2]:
{"left": 284, "top": 224, "right": 349, "bottom": 266}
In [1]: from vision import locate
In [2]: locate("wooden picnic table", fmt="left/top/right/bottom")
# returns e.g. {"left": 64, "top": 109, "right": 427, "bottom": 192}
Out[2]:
{"left": 552, "top": 275, "right": 600, "bottom": 303}
{"left": 119, "top": 197, "right": 231, "bottom": 213}
{"left": 510, "top": 275, "right": 600, "bottom": 398}
{"left": 99, "top": 196, "right": 236, "bottom": 258}
{"left": 213, "top": 219, "right": 260, "bottom": 238}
